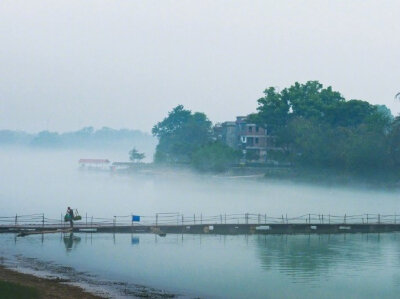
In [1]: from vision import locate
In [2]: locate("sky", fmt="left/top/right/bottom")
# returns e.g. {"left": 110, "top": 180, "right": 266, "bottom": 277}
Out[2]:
{"left": 0, "top": 0, "right": 399, "bottom": 133}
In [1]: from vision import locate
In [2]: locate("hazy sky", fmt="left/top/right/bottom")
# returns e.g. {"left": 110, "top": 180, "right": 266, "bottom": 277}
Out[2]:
{"left": 1, "top": 0, "right": 399, "bottom": 133}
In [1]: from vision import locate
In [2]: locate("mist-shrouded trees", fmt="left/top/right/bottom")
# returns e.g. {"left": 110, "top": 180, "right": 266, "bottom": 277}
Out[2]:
{"left": 152, "top": 105, "right": 240, "bottom": 171}
{"left": 129, "top": 148, "right": 145, "bottom": 162}
{"left": 152, "top": 105, "right": 213, "bottom": 163}
{"left": 250, "top": 81, "right": 396, "bottom": 175}
{"left": 152, "top": 83, "right": 400, "bottom": 177}
{"left": 30, "top": 131, "right": 62, "bottom": 147}
{"left": 388, "top": 116, "right": 400, "bottom": 167}
{"left": 191, "top": 142, "right": 241, "bottom": 172}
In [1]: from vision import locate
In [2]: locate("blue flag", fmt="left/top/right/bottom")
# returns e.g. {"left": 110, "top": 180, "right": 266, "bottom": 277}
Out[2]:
{"left": 132, "top": 215, "right": 140, "bottom": 222}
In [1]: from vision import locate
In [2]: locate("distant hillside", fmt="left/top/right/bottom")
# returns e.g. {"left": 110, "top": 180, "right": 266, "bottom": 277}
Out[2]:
{"left": 0, "top": 127, "right": 156, "bottom": 151}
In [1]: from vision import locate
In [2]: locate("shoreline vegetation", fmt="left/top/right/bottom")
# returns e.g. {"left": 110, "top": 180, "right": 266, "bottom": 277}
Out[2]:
{"left": 149, "top": 81, "right": 400, "bottom": 185}
{"left": 0, "top": 264, "right": 103, "bottom": 299}
{"left": 112, "top": 163, "right": 400, "bottom": 190}
{"left": 2, "top": 81, "right": 399, "bottom": 187}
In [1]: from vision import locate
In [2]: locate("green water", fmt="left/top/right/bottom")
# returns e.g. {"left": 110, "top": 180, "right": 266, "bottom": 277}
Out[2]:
{"left": 1, "top": 232, "right": 400, "bottom": 298}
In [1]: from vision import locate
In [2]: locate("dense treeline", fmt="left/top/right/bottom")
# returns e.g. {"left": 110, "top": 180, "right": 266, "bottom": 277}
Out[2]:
{"left": 0, "top": 127, "right": 155, "bottom": 150}
{"left": 250, "top": 81, "right": 399, "bottom": 176}
{"left": 153, "top": 81, "right": 400, "bottom": 178}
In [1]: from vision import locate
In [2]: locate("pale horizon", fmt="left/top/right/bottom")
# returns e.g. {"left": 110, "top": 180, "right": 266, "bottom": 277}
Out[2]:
{"left": 1, "top": 0, "right": 399, "bottom": 134}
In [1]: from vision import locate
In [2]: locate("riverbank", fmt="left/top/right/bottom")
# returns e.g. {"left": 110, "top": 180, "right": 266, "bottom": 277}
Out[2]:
{"left": 116, "top": 163, "right": 400, "bottom": 190}
{"left": 0, "top": 265, "right": 104, "bottom": 299}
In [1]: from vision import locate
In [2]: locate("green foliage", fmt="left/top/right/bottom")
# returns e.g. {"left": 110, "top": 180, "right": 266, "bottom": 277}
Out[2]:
{"left": 152, "top": 105, "right": 213, "bottom": 163}
{"left": 245, "top": 149, "right": 260, "bottom": 162}
{"left": 250, "top": 87, "right": 289, "bottom": 133}
{"left": 388, "top": 116, "right": 400, "bottom": 166}
{"left": 0, "top": 280, "right": 40, "bottom": 299}
{"left": 129, "top": 147, "right": 145, "bottom": 162}
{"left": 152, "top": 82, "right": 400, "bottom": 177}
{"left": 252, "top": 81, "right": 396, "bottom": 175}
{"left": 191, "top": 142, "right": 241, "bottom": 172}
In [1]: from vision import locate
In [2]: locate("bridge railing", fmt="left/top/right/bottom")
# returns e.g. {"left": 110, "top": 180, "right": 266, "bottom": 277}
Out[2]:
{"left": 1, "top": 212, "right": 400, "bottom": 229}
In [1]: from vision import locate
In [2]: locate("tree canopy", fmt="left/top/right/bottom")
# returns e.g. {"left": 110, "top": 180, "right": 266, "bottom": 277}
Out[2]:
{"left": 250, "top": 81, "right": 395, "bottom": 175}
{"left": 129, "top": 148, "right": 145, "bottom": 162}
{"left": 151, "top": 82, "right": 399, "bottom": 179}
{"left": 152, "top": 105, "right": 213, "bottom": 163}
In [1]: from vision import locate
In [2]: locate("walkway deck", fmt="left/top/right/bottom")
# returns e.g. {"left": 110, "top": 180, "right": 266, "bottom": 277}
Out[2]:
{"left": 2, "top": 213, "right": 400, "bottom": 235}
{"left": 2, "top": 223, "right": 400, "bottom": 235}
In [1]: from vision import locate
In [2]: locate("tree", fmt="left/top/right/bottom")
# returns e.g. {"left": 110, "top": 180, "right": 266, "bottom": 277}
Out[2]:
{"left": 30, "top": 131, "right": 61, "bottom": 147}
{"left": 251, "top": 81, "right": 395, "bottom": 175}
{"left": 388, "top": 116, "right": 400, "bottom": 166}
{"left": 249, "top": 87, "right": 289, "bottom": 133}
{"left": 191, "top": 142, "right": 241, "bottom": 172}
{"left": 129, "top": 148, "right": 145, "bottom": 162}
{"left": 152, "top": 105, "right": 213, "bottom": 163}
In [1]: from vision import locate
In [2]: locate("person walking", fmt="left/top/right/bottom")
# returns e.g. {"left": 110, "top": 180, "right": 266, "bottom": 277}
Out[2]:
{"left": 67, "top": 207, "right": 74, "bottom": 228}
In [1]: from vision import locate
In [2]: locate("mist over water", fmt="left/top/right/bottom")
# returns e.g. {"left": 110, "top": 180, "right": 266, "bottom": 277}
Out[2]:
{"left": 0, "top": 148, "right": 399, "bottom": 219}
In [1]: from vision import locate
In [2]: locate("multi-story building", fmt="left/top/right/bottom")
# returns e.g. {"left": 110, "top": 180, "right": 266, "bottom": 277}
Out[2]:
{"left": 215, "top": 116, "right": 275, "bottom": 163}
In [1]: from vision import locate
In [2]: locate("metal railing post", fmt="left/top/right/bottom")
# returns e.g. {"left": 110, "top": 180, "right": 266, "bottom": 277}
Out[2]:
{"left": 42, "top": 213, "right": 45, "bottom": 228}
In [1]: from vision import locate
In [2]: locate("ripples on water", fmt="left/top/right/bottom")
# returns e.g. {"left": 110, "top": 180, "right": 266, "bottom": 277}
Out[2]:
{"left": 1, "top": 232, "right": 400, "bottom": 298}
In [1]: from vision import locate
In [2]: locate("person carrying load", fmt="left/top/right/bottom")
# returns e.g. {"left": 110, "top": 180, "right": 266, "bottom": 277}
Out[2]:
{"left": 64, "top": 207, "right": 82, "bottom": 228}
{"left": 66, "top": 207, "right": 74, "bottom": 228}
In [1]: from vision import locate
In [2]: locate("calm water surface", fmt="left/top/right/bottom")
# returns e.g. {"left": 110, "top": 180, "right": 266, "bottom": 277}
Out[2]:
{"left": 1, "top": 232, "right": 400, "bottom": 298}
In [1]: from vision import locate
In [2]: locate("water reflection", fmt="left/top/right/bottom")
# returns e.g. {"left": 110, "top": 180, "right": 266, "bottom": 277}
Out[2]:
{"left": 131, "top": 236, "right": 140, "bottom": 245}
{"left": 5, "top": 232, "right": 400, "bottom": 298}
{"left": 255, "top": 233, "right": 400, "bottom": 282}
{"left": 63, "top": 233, "right": 81, "bottom": 251}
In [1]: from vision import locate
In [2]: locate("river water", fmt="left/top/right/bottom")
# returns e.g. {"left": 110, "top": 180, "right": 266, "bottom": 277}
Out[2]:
{"left": 0, "top": 148, "right": 399, "bottom": 219}
{"left": 1, "top": 232, "right": 400, "bottom": 298}
{"left": 1, "top": 149, "right": 400, "bottom": 298}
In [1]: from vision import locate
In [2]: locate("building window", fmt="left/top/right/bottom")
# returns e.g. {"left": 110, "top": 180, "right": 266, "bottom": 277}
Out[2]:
{"left": 248, "top": 126, "right": 253, "bottom": 132}
{"left": 255, "top": 137, "right": 259, "bottom": 144}
{"left": 256, "top": 126, "right": 259, "bottom": 133}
